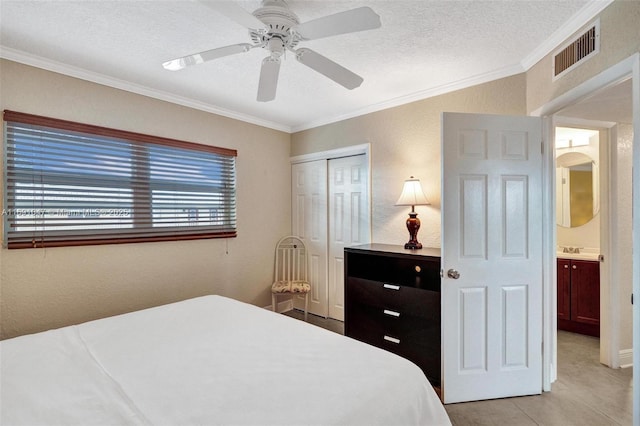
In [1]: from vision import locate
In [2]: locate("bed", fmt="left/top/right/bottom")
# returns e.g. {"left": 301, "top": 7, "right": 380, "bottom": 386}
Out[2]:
{"left": 0, "top": 295, "right": 451, "bottom": 425}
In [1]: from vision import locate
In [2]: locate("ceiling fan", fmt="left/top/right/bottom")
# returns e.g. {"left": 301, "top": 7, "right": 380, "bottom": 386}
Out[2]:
{"left": 162, "top": 0, "right": 381, "bottom": 102}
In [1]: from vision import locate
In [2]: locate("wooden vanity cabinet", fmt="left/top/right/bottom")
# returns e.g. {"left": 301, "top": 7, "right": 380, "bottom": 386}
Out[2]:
{"left": 557, "top": 258, "right": 600, "bottom": 337}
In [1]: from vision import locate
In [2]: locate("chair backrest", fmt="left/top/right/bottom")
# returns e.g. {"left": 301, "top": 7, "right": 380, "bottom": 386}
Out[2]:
{"left": 274, "top": 236, "right": 308, "bottom": 283}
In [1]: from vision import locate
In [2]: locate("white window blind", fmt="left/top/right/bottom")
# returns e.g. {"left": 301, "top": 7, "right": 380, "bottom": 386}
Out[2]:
{"left": 3, "top": 110, "right": 237, "bottom": 249}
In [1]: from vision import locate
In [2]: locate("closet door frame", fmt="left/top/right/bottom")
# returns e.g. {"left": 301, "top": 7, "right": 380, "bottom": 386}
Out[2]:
{"left": 290, "top": 144, "right": 371, "bottom": 318}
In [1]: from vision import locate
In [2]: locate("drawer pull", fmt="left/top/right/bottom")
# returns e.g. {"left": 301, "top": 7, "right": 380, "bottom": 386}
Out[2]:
{"left": 383, "top": 309, "right": 401, "bottom": 317}
{"left": 384, "top": 335, "right": 401, "bottom": 344}
{"left": 383, "top": 283, "right": 401, "bottom": 291}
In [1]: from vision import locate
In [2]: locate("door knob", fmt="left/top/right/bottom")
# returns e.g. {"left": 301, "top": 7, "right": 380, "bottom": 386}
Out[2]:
{"left": 447, "top": 269, "right": 460, "bottom": 279}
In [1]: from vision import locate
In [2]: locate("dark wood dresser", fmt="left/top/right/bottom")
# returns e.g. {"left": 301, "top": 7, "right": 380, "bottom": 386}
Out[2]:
{"left": 344, "top": 244, "right": 441, "bottom": 386}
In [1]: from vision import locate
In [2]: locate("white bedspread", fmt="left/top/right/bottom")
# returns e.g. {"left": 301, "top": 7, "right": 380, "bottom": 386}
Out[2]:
{"left": 1, "top": 295, "right": 450, "bottom": 425}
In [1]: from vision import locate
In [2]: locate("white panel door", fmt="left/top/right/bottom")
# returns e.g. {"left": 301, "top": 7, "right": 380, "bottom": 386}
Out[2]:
{"left": 328, "top": 155, "right": 370, "bottom": 321}
{"left": 441, "top": 112, "right": 543, "bottom": 403}
{"left": 291, "top": 160, "right": 328, "bottom": 317}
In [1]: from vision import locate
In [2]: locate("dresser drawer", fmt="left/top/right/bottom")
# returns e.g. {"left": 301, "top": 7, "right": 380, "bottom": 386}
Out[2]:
{"left": 346, "top": 277, "right": 440, "bottom": 320}
{"left": 344, "top": 244, "right": 441, "bottom": 386}
{"left": 346, "top": 252, "right": 440, "bottom": 291}
{"left": 348, "top": 302, "right": 439, "bottom": 345}
{"left": 347, "top": 304, "right": 440, "bottom": 385}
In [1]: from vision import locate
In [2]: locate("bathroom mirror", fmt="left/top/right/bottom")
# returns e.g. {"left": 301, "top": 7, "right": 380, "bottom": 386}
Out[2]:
{"left": 556, "top": 152, "right": 599, "bottom": 228}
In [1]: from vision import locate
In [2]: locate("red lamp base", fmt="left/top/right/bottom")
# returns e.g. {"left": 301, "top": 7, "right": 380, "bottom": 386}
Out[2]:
{"left": 404, "top": 212, "right": 422, "bottom": 250}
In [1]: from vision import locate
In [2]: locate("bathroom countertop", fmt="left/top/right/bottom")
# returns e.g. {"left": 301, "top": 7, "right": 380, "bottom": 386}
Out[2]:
{"left": 556, "top": 251, "right": 600, "bottom": 261}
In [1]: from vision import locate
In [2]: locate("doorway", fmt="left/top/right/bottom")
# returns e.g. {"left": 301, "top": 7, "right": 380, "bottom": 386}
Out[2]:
{"left": 554, "top": 125, "right": 603, "bottom": 340}
{"left": 553, "top": 80, "right": 633, "bottom": 369}
{"left": 535, "top": 54, "right": 638, "bottom": 422}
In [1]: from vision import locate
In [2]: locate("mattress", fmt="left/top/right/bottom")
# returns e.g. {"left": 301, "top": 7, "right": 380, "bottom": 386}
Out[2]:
{"left": 0, "top": 295, "right": 450, "bottom": 425}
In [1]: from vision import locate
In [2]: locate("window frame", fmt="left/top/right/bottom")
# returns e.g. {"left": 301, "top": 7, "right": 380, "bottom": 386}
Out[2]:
{"left": 3, "top": 110, "right": 237, "bottom": 249}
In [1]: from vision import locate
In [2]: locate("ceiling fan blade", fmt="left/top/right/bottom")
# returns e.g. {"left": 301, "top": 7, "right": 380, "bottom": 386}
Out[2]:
{"left": 257, "top": 57, "right": 281, "bottom": 102}
{"left": 163, "top": 43, "right": 253, "bottom": 71}
{"left": 201, "top": 0, "right": 266, "bottom": 30}
{"left": 295, "top": 6, "right": 381, "bottom": 41}
{"left": 295, "top": 48, "right": 363, "bottom": 90}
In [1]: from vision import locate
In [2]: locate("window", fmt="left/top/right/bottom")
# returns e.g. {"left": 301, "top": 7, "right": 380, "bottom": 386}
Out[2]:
{"left": 3, "top": 110, "right": 237, "bottom": 249}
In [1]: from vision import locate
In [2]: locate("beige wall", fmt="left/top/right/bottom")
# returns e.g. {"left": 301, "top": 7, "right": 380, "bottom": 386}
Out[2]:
{"left": 2, "top": 0, "right": 635, "bottom": 344}
{"left": 0, "top": 60, "right": 292, "bottom": 339}
{"left": 291, "top": 0, "right": 638, "bottom": 362}
{"left": 292, "top": 74, "right": 527, "bottom": 248}
{"left": 526, "top": 1, "right": 638, "bottom": 359}
{"left": 527, "top": 0, "right": 640, "bottom": 114}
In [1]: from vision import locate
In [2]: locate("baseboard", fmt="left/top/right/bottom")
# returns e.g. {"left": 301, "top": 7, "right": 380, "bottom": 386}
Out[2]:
{"left": 619, "top": 349, "right": 633, "bottom": 368}
{"left": 557, "top": 319, "right": 599, "bottom": 337}
{"left": 263, "top": 298, "right": 293, "bottom": 313}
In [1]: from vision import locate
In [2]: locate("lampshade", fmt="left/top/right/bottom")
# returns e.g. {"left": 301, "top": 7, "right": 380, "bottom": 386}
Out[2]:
{"left": 395, "top": 177, "right": 430, "bottom": 206}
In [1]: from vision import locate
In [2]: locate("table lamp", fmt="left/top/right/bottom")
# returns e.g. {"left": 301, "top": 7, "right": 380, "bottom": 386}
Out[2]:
{"left": 395, "top": 176, "right": 430, "bottom": 249}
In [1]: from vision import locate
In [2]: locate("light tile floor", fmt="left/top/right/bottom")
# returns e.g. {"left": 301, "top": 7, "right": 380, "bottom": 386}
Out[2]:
{"left": 445, "top": 331, "right": 633, "bottom": 425}
{"left": 283, "top": 310, "right": 634, "bottom": 425}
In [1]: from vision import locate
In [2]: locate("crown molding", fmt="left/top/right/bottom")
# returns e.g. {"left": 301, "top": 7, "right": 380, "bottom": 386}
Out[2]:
{"left": 4, "top": 44, "right": 523, "bottom": 135}
{"left": 292, "top": 0, "right": 614, "bottom": 132}
{"left": 0, "top": 0, "right": 614, "bottom": 135}
{"left": 291, "top": 63, "right": 525, "bottom": 133}
{"left": 0, "top": 46, "right": 292, "bottom": 133}
{"left": 520, "top": 0, "right": 614, "bottom": 70}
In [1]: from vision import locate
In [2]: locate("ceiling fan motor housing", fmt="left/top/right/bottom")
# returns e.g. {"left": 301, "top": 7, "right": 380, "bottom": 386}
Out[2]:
{"left": 251, "top": 0, "right": 301, "bottom": 56}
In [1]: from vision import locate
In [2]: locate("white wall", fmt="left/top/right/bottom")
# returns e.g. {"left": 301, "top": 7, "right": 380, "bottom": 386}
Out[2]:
{"left": 556, "top": 215, "right": 600, "bottom": 251}
{"left": 0, "top": 59, "right": 292, "bottom": 339}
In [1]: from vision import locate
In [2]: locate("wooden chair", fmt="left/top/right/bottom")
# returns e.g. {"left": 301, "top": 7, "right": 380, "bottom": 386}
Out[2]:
{"left": 271, "top": 236, "right": 311, "bottom": 321}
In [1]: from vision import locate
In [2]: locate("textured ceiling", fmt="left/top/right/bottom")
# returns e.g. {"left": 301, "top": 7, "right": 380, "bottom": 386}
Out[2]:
{"left": 0, "top": 0, "right": 610, "bottom": 132}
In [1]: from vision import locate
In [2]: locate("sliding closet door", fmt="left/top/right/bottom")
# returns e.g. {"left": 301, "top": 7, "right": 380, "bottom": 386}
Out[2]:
{"left": 291, "top": 160, "right": 328, "bottom": 317}
{"left": 328, "top": 155, "right": 370, "bottom": 321}
{"left": 291, "top": 154, "right": 370, "bottom": 320}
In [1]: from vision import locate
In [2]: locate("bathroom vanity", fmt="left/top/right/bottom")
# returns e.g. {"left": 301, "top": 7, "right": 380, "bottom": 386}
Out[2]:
{"left": 555, "top": 131, "right": 601, "bottom": 338}
{"left": 557, "top": 256, "right": 600, "bottom": 337}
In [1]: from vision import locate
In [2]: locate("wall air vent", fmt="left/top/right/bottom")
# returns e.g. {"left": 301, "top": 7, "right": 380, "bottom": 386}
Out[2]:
{"left": 553, "top": 19, "right": 599, "bottom": 79}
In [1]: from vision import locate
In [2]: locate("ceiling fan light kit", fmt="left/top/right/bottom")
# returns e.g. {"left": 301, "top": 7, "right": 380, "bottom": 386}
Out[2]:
{"left": 163, "top": 0, "right": 381, "bottom": 102}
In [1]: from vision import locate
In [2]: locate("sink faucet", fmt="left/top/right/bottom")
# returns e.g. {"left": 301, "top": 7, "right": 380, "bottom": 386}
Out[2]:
{"left": 561, "top": 246, "right": 581, "bottom": 254}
